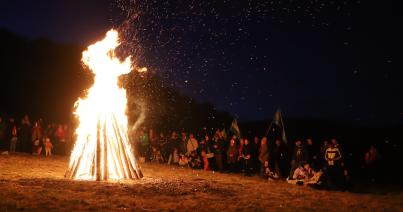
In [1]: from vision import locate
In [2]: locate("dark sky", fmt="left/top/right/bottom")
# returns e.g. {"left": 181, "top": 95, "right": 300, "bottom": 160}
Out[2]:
{"left": 1, "top": 0, "right": 402, "bottom": 126}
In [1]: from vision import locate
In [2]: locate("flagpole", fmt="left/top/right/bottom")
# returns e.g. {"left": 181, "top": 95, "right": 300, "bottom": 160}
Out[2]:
{"left": 264, "top": 120, "right": 273, "bottom": 137}
{"left": 279, "top": 110, "right": 287, "bottom": 144}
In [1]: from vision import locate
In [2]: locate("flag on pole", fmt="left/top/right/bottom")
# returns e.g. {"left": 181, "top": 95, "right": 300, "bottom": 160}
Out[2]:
{"left": 221, "top": 128, "right": 227, "bottom": 140}
{"left": 229, "top": 119, "right": 241, "bottom": 139}
{"left": 266, "top": 108, "right": 287, "bottom": 144}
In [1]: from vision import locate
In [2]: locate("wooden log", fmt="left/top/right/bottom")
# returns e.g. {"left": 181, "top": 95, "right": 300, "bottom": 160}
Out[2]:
{"left": 96, "top": 116, "right": 101, "bottom": 181}
{"left": 102, "top": 118, "right": 108, "bottom": 180}
{"left": 112, "top": 115, "right": 142, "bottom": 179}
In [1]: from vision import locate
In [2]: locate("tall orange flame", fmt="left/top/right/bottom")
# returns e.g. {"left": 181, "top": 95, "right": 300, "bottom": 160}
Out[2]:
{"left": 66, "top": 29, "right": 143, "bottom": 180}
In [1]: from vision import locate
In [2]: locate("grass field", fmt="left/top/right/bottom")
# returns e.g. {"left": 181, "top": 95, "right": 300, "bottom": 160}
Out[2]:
{"left": 0, "top": 154, "right": 402, "bottom": 211}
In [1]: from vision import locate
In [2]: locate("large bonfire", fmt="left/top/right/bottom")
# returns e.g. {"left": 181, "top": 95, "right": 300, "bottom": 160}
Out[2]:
{"left": 65, "top": 29, "right": 143, "bottom": 180}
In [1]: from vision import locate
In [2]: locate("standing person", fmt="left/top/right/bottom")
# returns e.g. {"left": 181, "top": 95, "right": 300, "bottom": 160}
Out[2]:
{"left": 198, "top": 134, "right": 208, "bottom": 154}
{"left": 199, "top": 135, "right": 209, "bottom": 170}
{"left": 201, "top": 150, "right": 209, "bottom": 171}
{"left": 331, "top": 138, "right": 349, "bottom": 181}
{"left": 32, "top": 121, "right": 43, "bottom": 142}
{"left": 32, "top": 121, "right": 43, "bottom": 155}
{"left": 325, "top": 141, "right": 343, "bottom": 189}
{"left": 54, "top": 124, "right": 66, "bottom": 155}
{"left": 0, "top": 117, "right": 6, "bottom": 151}
{"left": 186, "top": 133, "right": 198, "bottom": 156}
{"left": 289, "top": 140, "right": 307, "bottom": 179}
{"left": 238, "top": 138, "right": 245, "bottom": 171}
{"left": 199, "top": 134, "right": 214, "bottom": 170}
{"left": 205, "top": 134, "right": 216, "bottom": 170}
{"left": 180, "top": 132, "right": 187, "bottom": 155}
{"left": 240, "top": 138, "right": 252, "bottom": 176}
{"left": 149, "top": 129, "right": 157, "bottom": 148}
{"left": 219, "top": 130, "right": 229, "bottom": 171}
{"left": 158, "top": 132, "right": 169, "bottom": 161}
{"left": 364, "top": 144, "right": 381, "bottom": 183}
{"left": 331, "top": 138, "right": 344, "bottom": 160}
{"left": 138, "top": 129, "right": 150, "bottom": 162}
{"left": 306, "top": 138, "right": 318, "bottom": 169}
{"left": 238, "top": 138, "right": 244, "bottom": 153}
{"left": 252, "top": 136, "right": 260, "bottom": 173}
{"left": 172, "top": 131, "right": 181, "bottom": 152}
{"left": 212, "top": 132, "right": 224, "bottom": 171}
{"left": 305, "top": 139, "right": 315, "bottom": 162}
{"left": 272, "top": 139, "right": 288, "bottom": 178}
{"left": 320, "top": 140, "right": 330, "bottom": 169}
{"left": 226, "top": 138, "right": 238, "bottom": 172}
{"left": 168, "top": 132, "right": 180, "bottom": 165}
{"left": 44, "top": 137, "right": 53, "bottom": 157}
{"left": 63, "top": 124, "right": 71, "bottom": 154}
{"left": 258, "top": 137, "right": 270, "bottom": 178}
{"left": 9, "top": 118, "right": 18, "bottom": 153}
{"left": 320, "top": 140, "right": 329, "bottom": 156}
{"left": 18, "top": 116, "right": 31, "bottom": 153}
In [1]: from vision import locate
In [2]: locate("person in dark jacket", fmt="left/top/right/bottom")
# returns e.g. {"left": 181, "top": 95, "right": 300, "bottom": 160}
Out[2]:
{"left": 320, "top": 140, "right": 330, "bottom": 168}
{"left": 364, "top": 144, "right": 381, "bottom": 183}
{"left": 252, "top": 136, "right": 260, "bottom": 173}
{"left": 305, "top": 139, "right": 315, "bottom": 162}
{"left": 179, "top": 132, "right": 187, "bottom": 155}
{"left": 204, "top": 134, "right": 216, "bottom": 170}
{"left": 8, "top": 118, "right": 18, "bottom": 153}
{"left": 226, "top": 138, "right": 238, "bottom": 172}
{"left": 306, "top": 138, "right": 319, "bottom": 169}
{"left": 272, "top": 139, "right": 288, "bottom": 178}
{"left": 212, "top": 133, "right": 224, "bottom": 172}
{"left": 289, "top": 140, "right": 307, "bottom": 179}
{"left": 198, "top": 135, "right": 207, "bottom": 155}
{"left": 240, "top": 138, "right": 253, "bottom": 175}
{"left": 168, "top": 131, "right": 181, "bottom": 164}
{"left": 18, "top": 116, "right": 32, "bottom": 153}
{"left": 158, "top": 132, "right": 169, "bottom": 161}
{"left": 0, "top": 117, "right": 7, "bottom": 151}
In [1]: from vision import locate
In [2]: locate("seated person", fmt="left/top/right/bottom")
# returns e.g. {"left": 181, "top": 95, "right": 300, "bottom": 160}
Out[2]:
{"left": 168, "top": 148, "right": 180, "bottom": 165}
{"left": 32, "top": 139, "right": 42, "bottom": 155}
{"left": 151, "top": 147, "right": 164, "bottom": 163}
{"left": 178, "top": 154, "right": 189, "bottom": 166}
{"left": 263, "top": 160, "right": 279, "bottom": 180}
{"left": 188, "top": 151, "right": 202, "bottom": 169}
{"left": 287, "top": 162, "right": 323, "bottom": 185}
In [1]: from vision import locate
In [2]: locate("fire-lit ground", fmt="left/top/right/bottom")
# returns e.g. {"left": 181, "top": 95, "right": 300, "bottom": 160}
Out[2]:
{"left": 0, "top": 154, "right": 402, "bottom": 211}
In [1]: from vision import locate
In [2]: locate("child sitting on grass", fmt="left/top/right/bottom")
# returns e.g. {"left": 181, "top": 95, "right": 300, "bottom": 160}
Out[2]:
{"left": 264, "top": 160, "right": 279, "bottom": 180}
{"left": 32, "top": 139, "right": 42, "bottom": 155}
{"left": 151, "top": 147, "right": 164, "bottom": 163}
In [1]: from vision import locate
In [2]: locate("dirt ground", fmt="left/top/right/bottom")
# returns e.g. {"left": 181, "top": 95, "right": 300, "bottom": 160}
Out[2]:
{"left": 0, "top": 154, "right": 402, "bottom": 211}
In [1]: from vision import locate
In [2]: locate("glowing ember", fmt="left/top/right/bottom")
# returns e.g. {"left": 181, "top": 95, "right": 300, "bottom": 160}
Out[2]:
{"left": 65, "top": 29, "right": 143, "bottom": 180}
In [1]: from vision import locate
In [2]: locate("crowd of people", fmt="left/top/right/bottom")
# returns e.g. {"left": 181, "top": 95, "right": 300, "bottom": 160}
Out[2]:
{"left": 0, "top": 115, "right": 70, "bottom": 157}
{"left": 0, "top": 114, "right": 382, "bottom": 190}
{"left": 133, "top": 128, "right": 382, "bottom": 190}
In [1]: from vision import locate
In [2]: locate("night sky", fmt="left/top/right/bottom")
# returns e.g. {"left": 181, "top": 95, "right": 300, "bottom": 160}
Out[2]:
{"left": 1, "top": 0, "right": 402, "bottom": 126}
